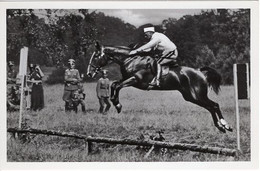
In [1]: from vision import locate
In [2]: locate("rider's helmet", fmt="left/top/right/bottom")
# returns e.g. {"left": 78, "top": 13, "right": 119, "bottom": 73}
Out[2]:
{"left": 144, "top": 26, "right": 155, "bottom": 33}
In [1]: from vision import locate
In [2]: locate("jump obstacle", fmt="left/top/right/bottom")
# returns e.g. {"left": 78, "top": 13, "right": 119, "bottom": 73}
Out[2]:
{"left": 7, "top": 127, "right": 237, "bottom": 157}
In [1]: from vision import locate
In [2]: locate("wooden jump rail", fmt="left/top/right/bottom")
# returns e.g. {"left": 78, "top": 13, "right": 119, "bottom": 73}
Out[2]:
{"left": 7, "top": 128, "right": 237, "bottom": 156}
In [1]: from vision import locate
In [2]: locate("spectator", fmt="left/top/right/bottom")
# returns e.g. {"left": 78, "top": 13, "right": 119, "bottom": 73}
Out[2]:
{"left": 28, "top": 64, "right": 44, "bottom": 111}
{"left": 77, "top": 82, "right": 86, "bottom": 112}
{"left": 96, "top": 70, "right": 111, "bottom": 114}
{"left": 63, "top": 59, "right": 81, "bottom": 111}
{"left": 7, "top": 61, "right": 18, "bottom": 110}
{"left": 25, "top": 63, "right": 34, "bottom": 110}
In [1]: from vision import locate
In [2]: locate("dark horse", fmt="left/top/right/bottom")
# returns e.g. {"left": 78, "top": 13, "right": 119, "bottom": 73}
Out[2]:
{"left": 87, "top": 42, "right": 232, "bottom": 133}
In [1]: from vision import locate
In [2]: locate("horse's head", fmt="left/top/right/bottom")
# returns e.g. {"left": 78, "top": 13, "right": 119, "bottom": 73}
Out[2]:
{"left": 87, "top": 42, "right": 109, "bottom": 78}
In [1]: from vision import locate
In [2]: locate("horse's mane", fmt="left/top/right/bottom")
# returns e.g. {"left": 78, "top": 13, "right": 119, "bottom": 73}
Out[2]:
{"left": 104, "top": 46, "right": 131, "bottom": 56}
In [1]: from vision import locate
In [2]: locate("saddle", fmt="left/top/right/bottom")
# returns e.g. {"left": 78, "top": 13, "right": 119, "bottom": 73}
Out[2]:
{"left": 161, "top": 60, "right": 179, "bottom": 76}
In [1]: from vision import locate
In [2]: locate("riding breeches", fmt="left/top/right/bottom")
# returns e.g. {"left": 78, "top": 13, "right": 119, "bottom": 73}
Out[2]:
{"left": 159, "top": 49, "right": 178, "bottom": 65}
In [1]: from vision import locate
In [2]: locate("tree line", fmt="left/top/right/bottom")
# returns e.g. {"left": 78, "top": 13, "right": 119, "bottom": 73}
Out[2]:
{"left": 7, "top": 9, "right": 250, "bottom": 84}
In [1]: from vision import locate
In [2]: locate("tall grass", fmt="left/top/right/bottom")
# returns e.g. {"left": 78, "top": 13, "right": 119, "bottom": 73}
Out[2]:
{"left": 7, "top": 83, "right": 250, "bottom": 161}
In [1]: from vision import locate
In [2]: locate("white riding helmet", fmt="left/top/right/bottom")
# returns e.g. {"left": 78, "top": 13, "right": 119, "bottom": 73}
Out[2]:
{"left": 144, "top": 26, "right": 155, "bottom": 33}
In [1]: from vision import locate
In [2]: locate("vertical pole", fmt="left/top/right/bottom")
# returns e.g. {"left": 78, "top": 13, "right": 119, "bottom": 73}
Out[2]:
{"left": 85, "top": 140, "right": 89, "bottom": 155}
{"left": 18, "top": 47, "right": 28, "bottom": 129}
{"left": 233, "top": 64, "right": 241, "bottom": 151}
{"left": 18, "top": 75, "right": 25, "bottom": 129}
{"left": 246, "top": 63, "right": 250, "bottom": 99}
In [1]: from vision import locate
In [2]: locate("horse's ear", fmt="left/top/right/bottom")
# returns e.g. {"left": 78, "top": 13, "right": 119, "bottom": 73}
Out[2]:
{"left": 95, "top": 41, "right": 101, "bottom": 50}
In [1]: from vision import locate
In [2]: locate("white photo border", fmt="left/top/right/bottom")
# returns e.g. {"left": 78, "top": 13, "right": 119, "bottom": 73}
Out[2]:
{"left": 0, "top": 1, "right": 259, "bottom": 170}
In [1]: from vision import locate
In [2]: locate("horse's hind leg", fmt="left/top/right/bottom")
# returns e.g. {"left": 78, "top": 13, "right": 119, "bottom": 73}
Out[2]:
{"left": 181, "top": 89, "right": 232, "bottom": 133}
{"left": 205, "top": 97, "right": 233, "bottom": 132}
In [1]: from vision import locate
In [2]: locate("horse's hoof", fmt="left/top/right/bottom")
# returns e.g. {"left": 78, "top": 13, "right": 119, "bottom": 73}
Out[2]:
{"left": 219, "top": 119, "right": 233, "bottom": 132}
{"left": 116, "top": 104, "right": 122, "bottom": 113}
{"left": 217, "top": 121, "right": 226, "bottom": 133}
{"left": 225, "top": 126, "right": 233, "bottom": 132}
{"left": 218, "top": 127, "right": 226, "bottom": 133}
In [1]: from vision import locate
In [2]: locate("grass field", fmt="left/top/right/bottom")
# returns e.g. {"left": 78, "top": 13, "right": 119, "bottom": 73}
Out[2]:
{"left": 7, "top": 83, "right": 250, "bottom": 162}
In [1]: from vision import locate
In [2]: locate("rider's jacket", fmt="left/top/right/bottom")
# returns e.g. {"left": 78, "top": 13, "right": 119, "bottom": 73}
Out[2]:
{"left": 64, "top": 68, "right": 80, "bottom": 91}
{"left": 136, "top": 32, "right": 177, "bottom": 59}
{"left": 96, "top": 77, "right": 110, "bottom": 98}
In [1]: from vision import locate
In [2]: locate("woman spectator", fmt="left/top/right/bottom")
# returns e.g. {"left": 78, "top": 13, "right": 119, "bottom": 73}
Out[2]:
{"left": 28, "top": 64, "right": 44, "bottom": 111}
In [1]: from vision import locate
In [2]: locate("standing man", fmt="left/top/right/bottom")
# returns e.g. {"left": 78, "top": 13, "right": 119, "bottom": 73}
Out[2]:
{"left": 63, "top": 59, "right": 81, "bottom": 111}
{"left": 129, "top": 25, "right": 178, "bottom": 87}
{"left": 7, "top": 61, "right": 18, "bottom": 110}
{"left": 7, "top": 61, "right": 17, "bottom": 85}
{"left": 96, "top": 70, "right": 111, "bottom": 114}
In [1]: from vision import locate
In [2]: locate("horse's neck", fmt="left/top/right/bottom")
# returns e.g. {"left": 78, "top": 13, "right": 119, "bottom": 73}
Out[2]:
{"left": 105, "top": 46, "right": 131, "bottom": 64}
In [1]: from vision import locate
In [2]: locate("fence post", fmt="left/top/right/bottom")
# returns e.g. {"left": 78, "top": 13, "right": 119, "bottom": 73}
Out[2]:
{"left": 233, "top": 63, "right": 250, "bottom": 152}
{"left": 84, "top": 140, "right": 89, "bottom": 156}
{"left": 87, "top": 136, "right": 93, "bottom": 154}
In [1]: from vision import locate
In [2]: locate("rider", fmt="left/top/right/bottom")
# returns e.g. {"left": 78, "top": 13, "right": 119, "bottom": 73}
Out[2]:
{"left": 129, "top": 25, "right": 178, "bottom": 87}
{"left": 63, "top": 59, "right": 81, "bottom": 111}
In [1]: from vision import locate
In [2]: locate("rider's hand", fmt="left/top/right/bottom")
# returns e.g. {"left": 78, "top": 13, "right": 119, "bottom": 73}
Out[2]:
{"left": 129, "top": 50, "right": 137, "bottom": 55}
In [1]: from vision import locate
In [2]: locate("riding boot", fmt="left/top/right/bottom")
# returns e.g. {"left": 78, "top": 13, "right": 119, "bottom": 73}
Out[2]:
{"left": 156, "top": 63, "right": 162, "bottom": 86}
{"left": 149, "top": 63, "right": 161, "bottom": 87}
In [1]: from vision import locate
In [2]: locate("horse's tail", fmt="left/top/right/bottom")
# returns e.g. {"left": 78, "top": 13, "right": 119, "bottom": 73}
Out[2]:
{"left": 200, "top": 66, "right": 222, "bottom": 95}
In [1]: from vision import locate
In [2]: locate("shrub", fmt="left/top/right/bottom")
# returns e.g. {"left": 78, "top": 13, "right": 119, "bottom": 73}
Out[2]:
{"left": 46, "top": 67, "right": 65, "bottom": 85}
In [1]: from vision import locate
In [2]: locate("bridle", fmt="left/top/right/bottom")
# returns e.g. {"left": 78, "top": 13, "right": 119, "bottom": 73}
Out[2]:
{"left": 87, "top": 52, "right": 101, "bottom": 77}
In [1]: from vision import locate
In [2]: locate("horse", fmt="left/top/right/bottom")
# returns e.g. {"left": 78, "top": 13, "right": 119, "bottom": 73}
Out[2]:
{"left": 87, "top": 42, "right": 233, "bottom": 133}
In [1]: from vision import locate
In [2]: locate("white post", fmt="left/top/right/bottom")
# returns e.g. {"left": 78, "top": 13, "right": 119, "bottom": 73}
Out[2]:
{"left": 246, "top": 63, "right": 250, "bottom": 99}
{"left": 18, "top": 47, "right": 28, "bottom": 129}
{"left": 18, "top": 75, "right": 25, "bottom": 128}
{"left": 233, "top": 64, "right": 241, "bottom": 151}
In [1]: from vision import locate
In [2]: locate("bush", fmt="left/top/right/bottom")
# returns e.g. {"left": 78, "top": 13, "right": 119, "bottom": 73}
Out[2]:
{"left": 45, "top": 67, "right": 65, "bottom": 85}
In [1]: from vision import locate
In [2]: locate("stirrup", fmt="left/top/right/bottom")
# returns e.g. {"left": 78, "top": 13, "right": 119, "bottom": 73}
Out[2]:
{"left": 149, "top": 80, "right": 160, "bottom": 87}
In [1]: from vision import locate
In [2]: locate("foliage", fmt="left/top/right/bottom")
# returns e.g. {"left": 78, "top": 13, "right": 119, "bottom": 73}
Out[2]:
{"left": 7, "top": 9, "right": 250, "bottom": 85}
{"left": 163, "top": 9, "right": 250, "bottom": 84}
{"left": 45, "top": 67, "right": 65, "bottom": 85}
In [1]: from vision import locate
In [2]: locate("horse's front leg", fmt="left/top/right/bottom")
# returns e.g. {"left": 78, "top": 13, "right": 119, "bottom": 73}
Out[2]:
{"left": 111, "top": 76, "right": 137, "bottom": 113}
{"left": 110, "top": 81, "right": 120, "bottom": 101}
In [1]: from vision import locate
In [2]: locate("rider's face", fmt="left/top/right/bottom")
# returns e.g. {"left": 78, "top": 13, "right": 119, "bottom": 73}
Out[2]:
{"left": 144, "top": 32, "right": 153, "bottom": 40}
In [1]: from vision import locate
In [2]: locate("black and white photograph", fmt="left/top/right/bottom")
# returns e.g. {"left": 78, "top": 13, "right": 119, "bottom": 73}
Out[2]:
{"left": 0, "top": 0, "right": 259, "bottom": 170}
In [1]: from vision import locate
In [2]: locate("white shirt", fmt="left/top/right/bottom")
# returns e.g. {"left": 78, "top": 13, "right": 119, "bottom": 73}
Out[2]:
{"left": 136, "top": 32, "right": 177, "bottom": 57}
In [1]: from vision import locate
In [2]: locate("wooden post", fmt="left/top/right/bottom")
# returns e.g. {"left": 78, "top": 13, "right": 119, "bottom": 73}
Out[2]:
{"left": 18, "top": 47, "right": 28, "bottom": 129}
{"left": 233, "top": 63, "right": 249, "bottom": 152}
{"left": 88, "top": 141, "right": 93, "bottom": 154}
{"left": 84, "top": 140, "right": 89, "bottom": 155}
{"left": 233, "top": 64, "right": 241, "bottom": 151}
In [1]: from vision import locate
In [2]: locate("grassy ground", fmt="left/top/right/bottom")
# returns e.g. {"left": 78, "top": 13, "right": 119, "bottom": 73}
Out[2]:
{"left": 7, "top": 83, "right": 250, "bottom": 162}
